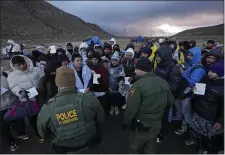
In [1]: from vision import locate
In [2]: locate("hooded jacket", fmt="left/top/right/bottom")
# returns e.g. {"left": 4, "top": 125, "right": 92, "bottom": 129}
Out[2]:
{"left": 154, "top": 46, "right": 181, "bottom": 98}
{"left": 109, "top": 38, "right": 116, "bottom": 49}
{"left": 202, "top": 47, "right": 223, "bottom": 69}
{"left": 79, "top": 42, "right": 89, "bottom": 64}
{"left": 192, "top": 77, "right": 224, "bottom": 124}
{"left": 1, "top": 71, "right": 18, "bottom": 111}
{"left": 7, "top": 55, "right": 44, "bottom": 100}
{"left": 182, "top": 47, "right": 206, "bottom": 87}
{"left": 149, "top": 44, "right": 158, "bottom": 61}
{"left": 65, "top": 42, "right": 73, "bottom": 61}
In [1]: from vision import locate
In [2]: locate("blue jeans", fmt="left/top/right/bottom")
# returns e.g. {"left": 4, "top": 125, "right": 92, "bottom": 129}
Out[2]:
{"left": 174, "top": 98, "right": 192, "bottom": 119}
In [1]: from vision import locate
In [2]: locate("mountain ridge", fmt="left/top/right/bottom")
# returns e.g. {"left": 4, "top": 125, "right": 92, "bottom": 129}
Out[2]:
{"left": 172, "top": 24, "right": 224, "bottom": 41}
{"left": 0, "top": 0, "right": 113, "bottom": 45}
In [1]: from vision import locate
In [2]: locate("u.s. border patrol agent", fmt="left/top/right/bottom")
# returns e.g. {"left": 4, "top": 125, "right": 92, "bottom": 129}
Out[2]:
{"left": 37, "top": 66, "right": 105, "bottom": 153}
{"left": 123, "top": 58, "right": 174, "bottom": 154}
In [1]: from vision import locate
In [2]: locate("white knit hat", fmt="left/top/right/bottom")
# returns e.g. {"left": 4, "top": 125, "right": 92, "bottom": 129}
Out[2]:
{"left": 125, "top": 48, "right": 134, "bottom": 59}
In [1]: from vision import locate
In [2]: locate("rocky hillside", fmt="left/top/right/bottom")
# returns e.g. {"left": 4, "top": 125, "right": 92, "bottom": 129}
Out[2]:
{"left": 0, "top": 0, "right": 112, "bottom": 44}
{"left": 173, "top": 24, "right": 224, "bottom": 42}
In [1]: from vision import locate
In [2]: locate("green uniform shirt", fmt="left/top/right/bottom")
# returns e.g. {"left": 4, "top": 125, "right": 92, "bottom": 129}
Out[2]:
{"left": 37, "top": 88, "right": 105, "bottom": 147}
{"left": 124, "top": 72, "right": 174, "bottom": 126}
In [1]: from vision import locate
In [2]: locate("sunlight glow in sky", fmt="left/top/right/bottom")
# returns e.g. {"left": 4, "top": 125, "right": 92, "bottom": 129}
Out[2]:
{"left": 157, "top": 24, "right": 183, "bottom": 34}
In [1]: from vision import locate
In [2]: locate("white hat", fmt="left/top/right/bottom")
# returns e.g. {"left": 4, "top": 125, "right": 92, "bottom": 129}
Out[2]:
{"left": 111, "top": 51, "right": 120, "bottom": 61}
{"left": 79, "top": 42, "right": 88, "bottom": 49}
{"left": 125, "top": 48, "right": 134, "bottom": 59}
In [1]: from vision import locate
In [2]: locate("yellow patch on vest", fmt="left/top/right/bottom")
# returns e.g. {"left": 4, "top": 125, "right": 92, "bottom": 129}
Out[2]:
{"left": 56, "top": 110, "right": 78, "bottom": 125}
{"left": 130, "top": 88, "right": 135, "bottom": 96}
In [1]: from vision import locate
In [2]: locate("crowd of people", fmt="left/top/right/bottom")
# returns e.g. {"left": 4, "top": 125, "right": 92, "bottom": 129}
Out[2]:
{"left": 0, "top": 37, "right": 224, "bottom": 154}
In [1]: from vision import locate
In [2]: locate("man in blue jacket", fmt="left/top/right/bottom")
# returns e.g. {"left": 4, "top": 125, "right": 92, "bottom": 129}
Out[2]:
{"left": 174, "top": 46, "right": 207, "bottom": 136}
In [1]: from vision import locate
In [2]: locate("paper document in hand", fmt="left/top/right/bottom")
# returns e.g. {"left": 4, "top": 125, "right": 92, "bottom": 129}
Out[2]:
{"left": 1, "top": 88, "right": 8, "bottom": 95}
{"left": 93, "top": 74, "right": 101, "bottom": 84}
{"left": 125, "top": 77, "right": 130, "bottom": 84}
{"left": 49, "top": 45, "right": 56, "bottom": 54}
{"left": 78, "top": 89, "right": 86, "bottom": 93}
{"left": 26, "top": 87, "right": 39, "bottom": 99}
{"left": 193, "top": 83, "right": 206, "bottom": 95}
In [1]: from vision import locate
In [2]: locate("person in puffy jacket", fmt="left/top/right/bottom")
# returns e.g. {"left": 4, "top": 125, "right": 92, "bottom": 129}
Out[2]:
{"left": 174, "top": 47, "right": 207, "bottom": 135}
{"left": 7, "top": 55, "right": 44, "bottom": 142}
{"left": 154, "top": 45, "right": 181, "bottom": 142}
{"left": 7, "top": 55, "right": 44, "bottom": 101}
{"left": 154, "top": 46, "right": 181, "bottom": 97}
{"left": 185, "top": 61, "right": 224, "bottom": 154}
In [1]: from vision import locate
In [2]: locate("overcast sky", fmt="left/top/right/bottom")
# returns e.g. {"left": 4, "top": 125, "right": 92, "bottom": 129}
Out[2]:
{"left": 48, "top": 1, "right": 224, "bottom": 37}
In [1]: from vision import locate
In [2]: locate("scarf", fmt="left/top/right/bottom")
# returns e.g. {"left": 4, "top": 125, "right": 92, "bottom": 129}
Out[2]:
{"left": 68, "top": 62, "right": 92, "bottom": 89}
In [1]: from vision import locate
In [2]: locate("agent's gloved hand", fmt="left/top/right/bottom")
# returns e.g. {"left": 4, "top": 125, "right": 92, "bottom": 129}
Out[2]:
{"left": 97, "top": 77, "right": 104, "bottom": 84}
{"left": 117, "top": 76, "right": 125, "bottom": 82}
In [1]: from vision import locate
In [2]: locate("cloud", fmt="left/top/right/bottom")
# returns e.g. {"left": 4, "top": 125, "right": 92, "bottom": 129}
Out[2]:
{"left": 48, "top": 1, "right": 224, "bottom": 36}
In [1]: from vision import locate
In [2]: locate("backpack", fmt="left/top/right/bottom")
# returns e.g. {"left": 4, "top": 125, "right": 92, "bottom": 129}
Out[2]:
{"left": 51, "top": 92, "right": 88, "bottom": 147}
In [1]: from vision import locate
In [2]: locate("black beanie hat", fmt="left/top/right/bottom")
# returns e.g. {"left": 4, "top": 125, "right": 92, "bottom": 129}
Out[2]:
{"left": 207, "top": 40, "right": 215, "bottom": 45}
{"left": 135, "top": 58, "right": 152, "bottom": 72}
{"left": 92, "top": 52, "right": 101, "bottom": 61}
